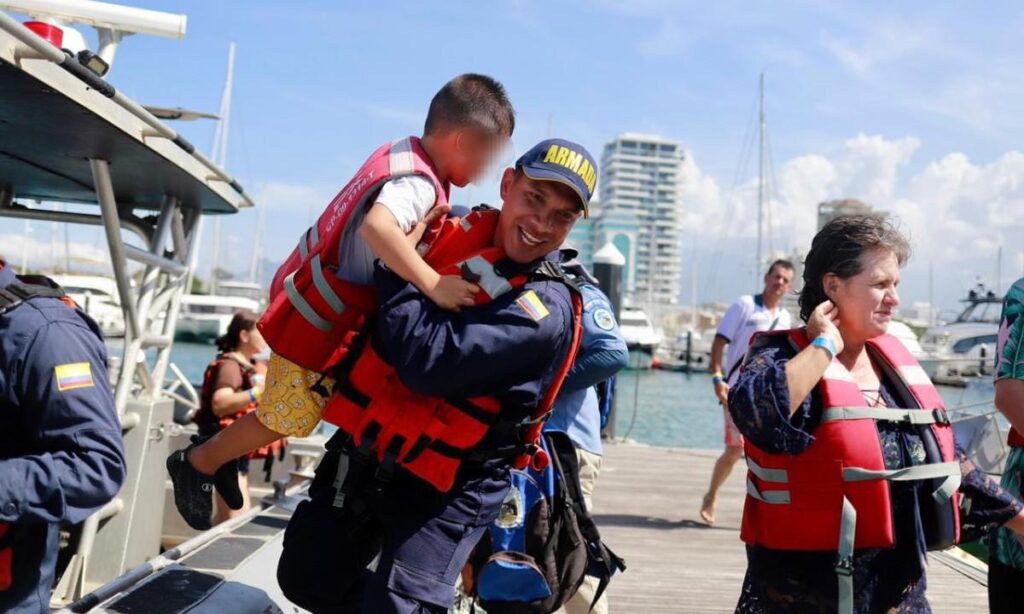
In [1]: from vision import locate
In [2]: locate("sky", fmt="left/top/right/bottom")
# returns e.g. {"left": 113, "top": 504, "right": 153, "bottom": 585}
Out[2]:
{"left": 3, "top": 0, "right": 1024, "bottom": 317}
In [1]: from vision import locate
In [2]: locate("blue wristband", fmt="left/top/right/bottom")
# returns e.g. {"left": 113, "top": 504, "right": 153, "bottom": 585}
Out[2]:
{"left": 248, "top": 388, "right": 258, "bottom": 403}
{"left": 811, "top": 335, "right": 837, "bottom": 360}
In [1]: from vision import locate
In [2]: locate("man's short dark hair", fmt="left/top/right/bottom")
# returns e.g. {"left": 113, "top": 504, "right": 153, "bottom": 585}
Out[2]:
{"left": 424, "top": 73, "right": 515, "bottom": 138}
{"left": 766, "top": 259, "right": 795, "bottom": 277}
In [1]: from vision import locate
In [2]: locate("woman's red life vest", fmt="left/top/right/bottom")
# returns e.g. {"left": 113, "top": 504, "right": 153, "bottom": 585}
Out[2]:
{"left": 194, "top": 353, "right": 284, "bottom": 460}
{"left": 741, "top": 328, "right": 961, "bottom": 551}
{"left": 320, "top": 208, "right": 584, "bottom": 493}
{"left": 258, "top": 136, "right": 451, "bottom": 373}
{"left": 739, "top": 328, "right": 961, "bottom": 612}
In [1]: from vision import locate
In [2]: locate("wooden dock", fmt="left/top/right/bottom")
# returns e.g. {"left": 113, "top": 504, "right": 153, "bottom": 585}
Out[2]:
{"left": 595, "top": 444, "right": 989, "bottom": 613}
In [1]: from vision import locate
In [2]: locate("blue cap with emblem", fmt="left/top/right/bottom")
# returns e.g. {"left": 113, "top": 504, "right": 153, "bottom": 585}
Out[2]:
{"left": 515, "top": 138, "right": 597, "bottom": 218}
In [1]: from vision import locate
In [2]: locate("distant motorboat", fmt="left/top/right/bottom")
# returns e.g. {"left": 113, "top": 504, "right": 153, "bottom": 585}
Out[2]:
{"left": 619, "top": 307, "right": 664, "bottom": 352}
{"left": 50, "top": 273, "right": 126, "bottom": 338}
{"left": 653, "top": 328, "right": 712, "bottom": 373}
{"left": 919, "top": 287, "right": 1001, "bottom": 386}
{"left": 176, "top": 293, "right": 261, "bottom": 342}
{"left": 215, "top": 280, "right": 267, "bottom": 308}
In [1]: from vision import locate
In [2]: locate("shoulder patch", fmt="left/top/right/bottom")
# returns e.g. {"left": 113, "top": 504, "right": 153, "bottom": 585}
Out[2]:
{"left": 515, "top": 290, "right": 550, "bottom": 322}
{"left": 592, "top": 307, "right": 616, "bottom": 331}
{"left": 55, "top": 362, "right": 94, "bottom": 391}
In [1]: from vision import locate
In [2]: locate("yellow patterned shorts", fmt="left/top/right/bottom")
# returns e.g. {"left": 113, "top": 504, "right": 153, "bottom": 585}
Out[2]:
{"left": 254, "top": 353, "right": 334, "bottom": 437}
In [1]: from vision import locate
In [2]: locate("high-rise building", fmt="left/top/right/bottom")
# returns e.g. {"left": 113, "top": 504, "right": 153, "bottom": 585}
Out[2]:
{"left": 817, "top": 198, "right": 873, "bottom": 231}
{"left": 596, "top": 133, "right": 686, "bottom": 305}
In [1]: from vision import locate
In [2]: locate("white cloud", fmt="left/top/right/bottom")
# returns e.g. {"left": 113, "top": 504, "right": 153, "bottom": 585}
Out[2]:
{"left": 0, "top": 233, "right": 109, "bottom": 271}
{"left": 831, "top": 133, "right": 919, "bottom": 204}
{"left": 818, "top": 19, "right": 937, "bottom": 78}
{"left": 679, "top": 134, "right": 1024, "bottom": 299}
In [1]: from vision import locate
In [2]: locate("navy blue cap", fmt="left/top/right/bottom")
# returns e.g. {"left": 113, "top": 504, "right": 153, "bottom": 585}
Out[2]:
{"left": 515, "top": 138, "right": 597, "bottom": 217}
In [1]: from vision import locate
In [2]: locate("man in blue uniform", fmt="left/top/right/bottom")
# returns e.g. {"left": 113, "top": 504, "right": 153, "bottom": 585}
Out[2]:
{"left": 0, "top": 263, "right": 126, "bottom": 613}
{"left": 277, "top": 138, "right": 596, "bottom": 613}
{"left": 543, "top": 268, "right": 628, "bottom": 614}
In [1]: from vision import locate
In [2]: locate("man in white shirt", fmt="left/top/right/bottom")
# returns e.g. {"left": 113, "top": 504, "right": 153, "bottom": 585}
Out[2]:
{"left": 699, "top": 259, "right": 794, "bottom": 525}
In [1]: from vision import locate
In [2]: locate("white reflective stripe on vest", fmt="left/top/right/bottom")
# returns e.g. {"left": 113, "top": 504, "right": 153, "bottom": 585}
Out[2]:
{"left": 310, "top": 254, "right": 345, "bottom": 315}
{"left": 298, "top": 227, "right": 311, "bottom": 260}
{"left": 460, "top": 216, "right": 473, "bottom": 231}
{"left": 746, "top": 477, "right": 790, "bottom": 504}
{"left": 297, "top": 224, "right": 320, "bottom": 262}
{"left": 821, "top": 406, "right": 948, "bottom": 425}
{"left": 464, "top": 256, "right": 513, "bottom": 299}
{"left": 747, "top": 457, "right": 789, "bottom": 483}
{"left": 389, "top": 137, "right": 416, "bottom": 175}
{"left": 835, "top": 496, "right": 857, "bottom": 614}
{"left": 842, "top": 461, "right": 961, "bottom": 504}
{"left": 284, "top": 270, "right": 333, "bottom": 332}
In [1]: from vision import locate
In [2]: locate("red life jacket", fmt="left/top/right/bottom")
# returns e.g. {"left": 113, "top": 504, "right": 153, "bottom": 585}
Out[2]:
{"left": 195, "top": 353, "right": 284, "bottom": 460}
{"left": 320, "top": 208, "right": 584, "bottom": 492}
{"left": 740, "top": 329, "right": 960, "bottom": 613}
{"left": 1008, "top": 427, "right": 1024, "bottom": 448}
{"left": 258, "top": 136, "right": 450, "bottom": 373}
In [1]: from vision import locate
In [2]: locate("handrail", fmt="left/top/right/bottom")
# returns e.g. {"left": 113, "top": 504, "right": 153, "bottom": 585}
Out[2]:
{"left": 0, "top": 10, "right": 254, "bottom": 208}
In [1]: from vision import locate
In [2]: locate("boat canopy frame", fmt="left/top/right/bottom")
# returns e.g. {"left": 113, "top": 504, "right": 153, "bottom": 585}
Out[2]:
{"left": 0, "top": 11, "right": 255, "bottom": 604}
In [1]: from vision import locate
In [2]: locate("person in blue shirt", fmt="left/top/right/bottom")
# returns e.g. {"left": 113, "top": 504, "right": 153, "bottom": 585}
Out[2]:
{"left": 276, "top": 138, "right": 599, "bottom": 613}
{"left": 543, "top": 269, "right": 628, "bottom": 614}
{"left": 0, "top": 262, "right": 126, "bottom": 613}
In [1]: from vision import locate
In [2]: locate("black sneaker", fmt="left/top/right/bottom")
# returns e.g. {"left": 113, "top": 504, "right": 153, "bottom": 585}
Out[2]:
{"left": 166, "top": 435, "right": 243, "bottom": 530}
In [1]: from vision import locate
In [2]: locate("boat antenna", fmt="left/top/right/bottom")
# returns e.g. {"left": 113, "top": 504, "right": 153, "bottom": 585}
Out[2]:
{"left": 756, "top": 71, "right": 765, "bottom": 290}
{"left": 186, "top": 41, "right": 235, "bottom": 295}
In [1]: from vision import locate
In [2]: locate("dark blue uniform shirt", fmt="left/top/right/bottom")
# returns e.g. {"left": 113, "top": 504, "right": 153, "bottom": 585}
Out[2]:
{"left": 0, "top": 265, "right": 126, "bottom": 613}
{"left": 373, "top": 255, "right": 575, "bottom": 433}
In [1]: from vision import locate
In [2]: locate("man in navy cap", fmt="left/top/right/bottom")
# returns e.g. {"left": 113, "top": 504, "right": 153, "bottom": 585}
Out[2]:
{"left": 277, "top": 138, "right": 598, "bottom": 613}
{"left": 0, "top": 263, "right": 126, "bottom": 613}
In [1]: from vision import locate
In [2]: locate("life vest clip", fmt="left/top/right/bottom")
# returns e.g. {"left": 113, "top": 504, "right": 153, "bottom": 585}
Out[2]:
{"left": 834, "top": 554, "right": 853, "bottom": 577}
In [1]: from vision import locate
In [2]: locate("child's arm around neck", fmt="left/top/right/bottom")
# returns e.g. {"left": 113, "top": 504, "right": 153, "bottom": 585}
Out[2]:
{"left": 359, "top": 203, "right": 478, "bottom": 311}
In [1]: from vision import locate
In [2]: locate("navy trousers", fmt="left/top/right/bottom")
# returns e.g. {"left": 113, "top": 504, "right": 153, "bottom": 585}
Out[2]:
{"left": 278, "top": 434, "right": 510, "bottom": 613}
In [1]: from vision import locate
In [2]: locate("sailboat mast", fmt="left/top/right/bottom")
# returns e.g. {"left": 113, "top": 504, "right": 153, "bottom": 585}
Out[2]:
{"left": 756, "top": 72, "right": 765, "bottom": 287}
{"left": 204, "top": 42, "right": 236, "bottom": 295}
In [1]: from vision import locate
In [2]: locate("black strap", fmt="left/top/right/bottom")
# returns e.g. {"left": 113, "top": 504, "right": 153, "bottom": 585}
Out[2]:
{"left": 426, "top": 438, "right": 524, "bottom": 463}
{"left": 375, "top": 436, "right": 405, "bottom": 483}
{"left": 402, "top": 434, "right": 433, "bottom": 465}
{"left": 0, "top": 279, "right": 67, "bottom": 314}
{"left": 356, "top": 422, "right": 381, "bottom": 457}
{"left": 544, "top": 432, "right": 627, "bottom": 609}
{"left": 446, "top": 398, "right": 501, "bottom": 427}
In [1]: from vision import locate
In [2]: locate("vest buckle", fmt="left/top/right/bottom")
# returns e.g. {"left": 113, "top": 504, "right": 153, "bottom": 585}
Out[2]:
{"left": 932, "top": 408, "right": 950, "bottom": 425}
{"left": 834, "top": 554, "right": 853, "bottom": 577}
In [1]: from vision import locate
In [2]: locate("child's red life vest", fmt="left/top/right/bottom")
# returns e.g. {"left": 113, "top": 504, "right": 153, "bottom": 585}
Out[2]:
{"left": 259, "top": 136, "right": 450, "bottom": 373}
{"left": 739, "top": 328, "right": 960, "bottom": 614}
{"left": 321, "top": 208, "right": 584, "bottom": 492}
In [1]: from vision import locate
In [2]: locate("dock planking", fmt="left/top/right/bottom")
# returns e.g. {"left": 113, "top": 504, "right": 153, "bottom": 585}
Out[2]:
{"left": 594, "top": 444, "right": 989, "bottom": 613}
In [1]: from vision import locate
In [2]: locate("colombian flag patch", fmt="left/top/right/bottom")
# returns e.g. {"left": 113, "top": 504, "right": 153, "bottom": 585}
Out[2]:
{"left": 515, "top": 290, "right": 550, "bottom": 322}
{"left": 55, "top": 362, "right": 95, "bottom": 392}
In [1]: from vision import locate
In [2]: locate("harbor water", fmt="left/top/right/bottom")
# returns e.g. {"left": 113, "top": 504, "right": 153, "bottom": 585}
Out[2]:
{"left": 167, "top": 342, "right": 982, "bottom": 450}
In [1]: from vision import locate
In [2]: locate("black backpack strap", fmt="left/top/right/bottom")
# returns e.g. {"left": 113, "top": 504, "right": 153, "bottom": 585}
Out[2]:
{"left": 0, "top": 278, "right": 67, "bottom": 315}
{"left": 544, "top": 432, "right": 627, "bottom": 610}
